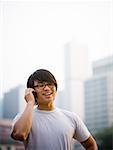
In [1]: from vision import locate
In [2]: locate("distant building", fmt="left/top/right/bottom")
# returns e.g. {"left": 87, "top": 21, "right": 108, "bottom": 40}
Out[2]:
{"left": 84, "top": 56, "right": 113, "bottom": 134}
{"left": 0, "top": 99, "right": 3, "bottom": 118}
{"left": 63, "top": 41, "right": 90, "bottom": 119}
{"left": 55, "top": 90, "right": 64, "bottom": 108}
{"left": 2, "top": 85, "right": 26, "bottom": 119}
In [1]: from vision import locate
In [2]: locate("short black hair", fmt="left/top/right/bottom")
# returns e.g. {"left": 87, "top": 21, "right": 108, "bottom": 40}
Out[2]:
{"left": 27, "top": 69, "right": 57, "bottom": 90}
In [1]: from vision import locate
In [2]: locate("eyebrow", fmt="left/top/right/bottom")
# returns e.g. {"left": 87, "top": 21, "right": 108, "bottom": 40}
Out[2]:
{"left": 33, "top": 82, "right": 45, "bottom": 86}
{"left": 33, "top": 85, "right": 39, "bottom": 87}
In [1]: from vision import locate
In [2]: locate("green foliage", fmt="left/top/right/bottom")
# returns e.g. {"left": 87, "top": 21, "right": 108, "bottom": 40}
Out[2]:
{"left": 94, "top": 126, "right": 113, "bottom": 150}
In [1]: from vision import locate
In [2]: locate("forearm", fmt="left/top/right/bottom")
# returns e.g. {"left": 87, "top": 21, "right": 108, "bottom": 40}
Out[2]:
{"left": 81, "top": 136, "right": 98, "bottom": 150}
{"left": 86, "top": 145, "right": 98, "bottom": 150}
{"left": 11, "top": 102, "right": 34, "bottom": 140}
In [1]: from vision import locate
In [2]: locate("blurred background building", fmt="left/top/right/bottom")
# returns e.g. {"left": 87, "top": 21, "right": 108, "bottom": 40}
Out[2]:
{"left": 56, "top": 41, "right": 90, "bottom": 120}
{"left": 84, "top": 56, "right": 113, "bottom": 134}
{"left": 0, "top": 85, "right": 26, "bottom": 149}
{"left": 2, "top": 85, "right": 26, "bottom": 119}
{"left": 0, "top": 100, "right": 3, "bottom": 119}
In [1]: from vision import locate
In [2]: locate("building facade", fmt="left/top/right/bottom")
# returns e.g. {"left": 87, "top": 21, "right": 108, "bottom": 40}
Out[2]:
{"left": 84, "top": 56, "right": 113, "bottom": 134}
{"left": 63, "top": 40, "right": 90, "bottom": 119}
{"left": 2, "top": 85, "right": 26, "bottom": 120}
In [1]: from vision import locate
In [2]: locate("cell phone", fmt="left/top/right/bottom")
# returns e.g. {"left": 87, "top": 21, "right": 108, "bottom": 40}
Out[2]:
{"left": 32, "top": 91, "right": 38, "bottom": 105}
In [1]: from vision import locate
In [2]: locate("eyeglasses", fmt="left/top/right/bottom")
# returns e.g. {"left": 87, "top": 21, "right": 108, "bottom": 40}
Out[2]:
{"left": 33, "top": 82, "right": 55, "bottom": 90}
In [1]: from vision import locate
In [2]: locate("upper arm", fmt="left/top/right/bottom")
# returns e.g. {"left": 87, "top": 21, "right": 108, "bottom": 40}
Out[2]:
{"left": 73, "top": 114, "right": 90, "bottom": 142}
{"left": 81, "top": 135, "right": 98, "bottom": 150}
{"left": 72, "top": 113, "right": 98, "bottom": 149}
{"left": 10, "top": 113, "right": 25, "bottom": 141}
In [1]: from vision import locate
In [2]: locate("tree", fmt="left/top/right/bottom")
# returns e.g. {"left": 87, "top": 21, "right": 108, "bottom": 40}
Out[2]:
{"left": 94, "top": 126, "right": 113, "bottom": 150}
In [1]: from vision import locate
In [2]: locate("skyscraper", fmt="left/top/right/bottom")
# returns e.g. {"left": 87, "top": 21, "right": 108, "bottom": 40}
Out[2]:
{"left": 2, "top": 85, "right": 26, "bottom": 119}
{"left": 0, "top": 99, "right": 3, "bottom": 118}
{"left": 63, "top": 40, "right": 90, "bottom": 119}
{"left": 84, "top": 56, "right": 113, "bottom": 133}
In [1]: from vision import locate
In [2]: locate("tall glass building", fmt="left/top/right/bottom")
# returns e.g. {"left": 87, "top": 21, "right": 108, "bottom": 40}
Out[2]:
{"left": 84, "top": 56, "right": 113, "bottom": 134}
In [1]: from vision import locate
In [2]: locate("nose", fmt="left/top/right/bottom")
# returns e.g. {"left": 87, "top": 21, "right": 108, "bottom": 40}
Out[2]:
{"left": 43, "top": 84, "right": 50, "bottom": 90}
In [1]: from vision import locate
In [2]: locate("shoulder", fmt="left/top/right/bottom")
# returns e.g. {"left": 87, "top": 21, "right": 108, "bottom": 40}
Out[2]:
{"left": 59, "top": 108, "right": 79, "bottom": 119}
{"left": 58, "top": 108, "right": 81, "bottom": 125}
{"left": 58, "top": 108, "right": 89, "bottom": 129}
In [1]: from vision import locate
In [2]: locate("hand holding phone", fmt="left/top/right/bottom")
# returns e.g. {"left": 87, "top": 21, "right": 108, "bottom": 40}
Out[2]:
{"left": 32, "top": 91, "right": 38, "bottom": 105}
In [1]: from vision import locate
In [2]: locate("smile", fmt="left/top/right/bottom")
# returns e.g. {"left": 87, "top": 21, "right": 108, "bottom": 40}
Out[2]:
{"left": 43, "top": 93, "right": 52, "bottom": 96}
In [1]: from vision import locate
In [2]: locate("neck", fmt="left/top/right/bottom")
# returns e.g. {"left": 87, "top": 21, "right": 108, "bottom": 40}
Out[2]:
{"left": 37, "top": 102, "right": 55, "bottom": 111}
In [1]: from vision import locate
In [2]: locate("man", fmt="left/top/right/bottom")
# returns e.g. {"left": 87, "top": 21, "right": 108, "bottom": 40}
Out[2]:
{"left": 11, "top": 69, "right": 98, "bottom": 150}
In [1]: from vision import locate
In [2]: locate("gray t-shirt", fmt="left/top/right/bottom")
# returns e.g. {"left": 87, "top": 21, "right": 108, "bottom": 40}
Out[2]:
{"left": 12, "top": 107, "right": 90, "bottom": 150}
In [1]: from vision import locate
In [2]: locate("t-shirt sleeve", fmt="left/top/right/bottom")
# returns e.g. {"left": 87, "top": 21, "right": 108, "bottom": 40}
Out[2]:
{"left": 73, "top": 113, "right": 90, "bottom": 142}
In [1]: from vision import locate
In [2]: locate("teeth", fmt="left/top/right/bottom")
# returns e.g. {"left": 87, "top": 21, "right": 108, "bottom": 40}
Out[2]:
{"left": 44, "top": 93, "right": 51, "bottom": 96}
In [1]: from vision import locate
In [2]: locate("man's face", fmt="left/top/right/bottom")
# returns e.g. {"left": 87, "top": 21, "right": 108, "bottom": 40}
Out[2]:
{"left": 33, "top": 80, "right": 57, "bottom": 105}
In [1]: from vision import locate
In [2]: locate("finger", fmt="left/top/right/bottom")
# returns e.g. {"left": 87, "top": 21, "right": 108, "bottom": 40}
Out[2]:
{"left": 25, "top": 88, "right": 34, "bottom": 94}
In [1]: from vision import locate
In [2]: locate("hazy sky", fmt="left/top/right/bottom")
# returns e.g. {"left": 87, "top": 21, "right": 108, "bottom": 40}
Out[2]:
{"left": 0, "top": 0, "right": 113, "bottom": 97}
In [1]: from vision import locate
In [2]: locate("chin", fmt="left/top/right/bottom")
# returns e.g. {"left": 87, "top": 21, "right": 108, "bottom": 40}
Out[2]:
{"left": 45, "top": 98, "right": 54, "bottom": 103}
